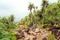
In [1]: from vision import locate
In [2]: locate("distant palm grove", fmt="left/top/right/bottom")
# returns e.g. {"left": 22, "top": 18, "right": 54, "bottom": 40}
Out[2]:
{"left": 0, "top": 0, "right": 60, "bottom": 40}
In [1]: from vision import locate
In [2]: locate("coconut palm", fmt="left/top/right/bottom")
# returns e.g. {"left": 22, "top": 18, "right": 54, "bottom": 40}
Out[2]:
{"left": 33, "top": 6, "right": 38, "bottom": 12}
{"left": 28, "top": 3, "right": 35, "bottom": 13}
{"left": 42, "top": 0, "right": 48, "bottom": 14}
{"left": 9, "top": 15, "right": 14, "bottom": 22}
{"left": 42, "top": 0, "right": 48, "bottom": 7}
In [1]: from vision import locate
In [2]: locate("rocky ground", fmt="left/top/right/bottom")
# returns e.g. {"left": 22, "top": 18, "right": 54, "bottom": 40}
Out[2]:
{"left": 15, "top": 24, "right": 60, "bottom": 40}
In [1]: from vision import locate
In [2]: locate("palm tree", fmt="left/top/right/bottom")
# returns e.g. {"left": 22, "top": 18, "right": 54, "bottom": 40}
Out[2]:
{"left": 28, "top": 3, "right": 36, "bottom": 26}
{"left": 28, "top": 3, "right": 35, "bottom": 13}
{"left": 41, "top": 0, "right": 49, "bottom": 26}
{"left": 33, "top": 6, "right": 38, "bottom": 12}
{"left": 42, "top": 0, "right": 48, "bottom": 14}
{"left": 9, "top": 15, "right": 14, "bottom": 22}
{"left": 42, "top": 0, "right": 48, "bottom": 7}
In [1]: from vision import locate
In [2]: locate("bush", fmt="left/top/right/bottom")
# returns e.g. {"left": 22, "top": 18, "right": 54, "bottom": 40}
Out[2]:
{"left": 48, "top": 33, "right": 56, "bottom": 40}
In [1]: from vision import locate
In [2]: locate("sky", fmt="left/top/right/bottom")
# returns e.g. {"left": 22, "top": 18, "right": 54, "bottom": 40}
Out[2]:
{"left": 0, "top": 0, "right": 58, "bottom": 21}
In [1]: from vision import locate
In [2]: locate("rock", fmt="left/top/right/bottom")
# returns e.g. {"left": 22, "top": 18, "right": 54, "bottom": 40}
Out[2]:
{"left": 16, "top": 25, "right": 51, "bottom": 40}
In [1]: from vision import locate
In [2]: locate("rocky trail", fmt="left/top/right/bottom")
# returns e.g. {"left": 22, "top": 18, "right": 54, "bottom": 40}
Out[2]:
{"left": 15, "top": 24, "right": 60, "bottom": 40}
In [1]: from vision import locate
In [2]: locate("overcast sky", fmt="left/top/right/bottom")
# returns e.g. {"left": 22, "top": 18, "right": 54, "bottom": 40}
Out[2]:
{"left": 0, "top": 0, "right": 58, "bottom": 21}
